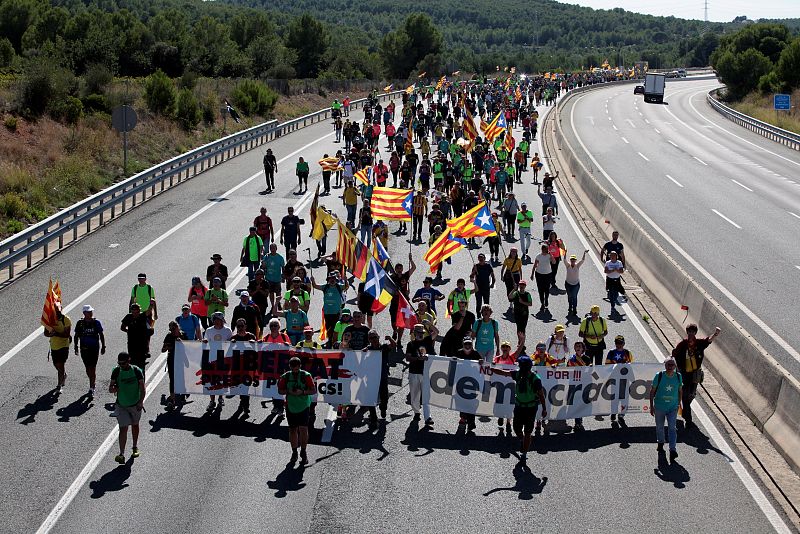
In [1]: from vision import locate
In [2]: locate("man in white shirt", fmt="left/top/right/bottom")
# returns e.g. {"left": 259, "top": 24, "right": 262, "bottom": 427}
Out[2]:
{"left": 603, "top": 251, "right": 624, "bottom": 315}
{"left": 203, "top": 311, "right": 233, "bottom": 412}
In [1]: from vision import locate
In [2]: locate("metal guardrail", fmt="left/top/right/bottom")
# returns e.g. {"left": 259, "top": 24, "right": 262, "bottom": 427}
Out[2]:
{"left": 707, "top": 89, "right": 800, "bottom": 151}
{"left": 0, "top": 91, "right": 403, "bottom": 283}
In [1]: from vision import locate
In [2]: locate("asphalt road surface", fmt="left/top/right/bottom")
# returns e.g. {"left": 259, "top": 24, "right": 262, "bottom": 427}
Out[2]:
{"left": 0, "top": 90, "right": 792, "bottom": 533}
{"left": 561, "top": 76, "right": 800, "bottom": 379}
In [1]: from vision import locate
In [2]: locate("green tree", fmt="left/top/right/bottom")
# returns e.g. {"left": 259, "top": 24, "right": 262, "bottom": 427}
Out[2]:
{"left": 187, "top": 16, "right": 249, "bottom": 77}
{"left": 714, "top": 48, "right": 772, "bottom": 99}
{"left": 380, "top": 14, "right": 442, "bottom": 79}
{"left": 175, "top": 88, "right": 201, "bottom": 130}
{"left": 285, "top": 13, "right": 329, "bottom": 78}
{"left": 231, "top": 79, "right": 278, "bottom": 116}
{"left": 230, "top": 10, "right": 274, "bottom": 50}
{"left": 143, "top": 69, "right": 177, "bottom": 117}
{"left": 247, "top": 34, "right": 296, "bottom": 78}
{"left": 0, "top": 0, "right": 40, "bottom": 53}
{"left": 775, "top": 37, "right": 800, "bottom": 91}
{"left": 0, "top": 37, "right": 14, "bottom": 67}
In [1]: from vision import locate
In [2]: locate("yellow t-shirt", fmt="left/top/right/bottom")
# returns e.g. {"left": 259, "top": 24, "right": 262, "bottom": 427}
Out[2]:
{"left": 50, "top": 315, "right": 72, "bottom": 351}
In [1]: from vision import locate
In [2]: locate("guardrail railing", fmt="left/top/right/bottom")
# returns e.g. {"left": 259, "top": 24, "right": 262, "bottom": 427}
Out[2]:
{"left": 707, "top": 89, "right": 800, "bottom": 151}
{"left": 0, "top": 91, "right": 403, "bottom": 284}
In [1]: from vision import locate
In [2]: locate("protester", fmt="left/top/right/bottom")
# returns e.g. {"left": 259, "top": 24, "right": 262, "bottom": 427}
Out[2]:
{"left": 650, "top": 358, "right": 683, "bottom": 462}
{"left": 278, "top": 356, "right": 316, "bottom": 464}
{"left": 564, "top": 251, "right": 588, "bottom": 316}
{"left": 672, "top": 324, "right": 721, "bottom": 431}
{"left": 161, "top": 320, "right": 187, "bottom": 411}
{"left": 110, "top": 352, "right": 145, "bottom": 464}
{"left": 406, "top": 323, "right": 436, "bottom": 426}
{"left": 73, "top": 304, "right": 105, "bottom": 398}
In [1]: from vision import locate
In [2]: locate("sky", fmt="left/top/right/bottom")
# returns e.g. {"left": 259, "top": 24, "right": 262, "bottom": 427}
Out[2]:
{"left": 565, "top": 0, "right": 798, "bottom": 22}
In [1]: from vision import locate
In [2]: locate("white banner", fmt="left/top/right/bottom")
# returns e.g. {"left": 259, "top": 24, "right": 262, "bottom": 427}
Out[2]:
{"left": 422, "top": 355, "right": 662, "bottom": 419}
{"left": 174, "top": 342, "right": 381, "bottom": 406}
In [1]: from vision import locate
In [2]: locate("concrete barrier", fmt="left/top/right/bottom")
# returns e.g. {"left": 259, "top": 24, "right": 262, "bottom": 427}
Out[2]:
{"left": 545, "top": 87, "right": 800, "bottom": 473}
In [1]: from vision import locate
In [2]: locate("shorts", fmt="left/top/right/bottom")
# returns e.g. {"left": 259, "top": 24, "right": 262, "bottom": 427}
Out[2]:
{"left": 513, "top": 405, "right": 538, "bottom": 435}
{"left": 80, "top": 346, "right": 100, "bottom": 368}
{"left": 51, "top": 347, "right": 69, "bottom": 365}
{"left": 267, "top": 281, "right": 282, "bottom": 293}
{"left": 115, "top": 404, "right": 142, "bottom": 427}
{"left": 286, "top": 408, "right": 310, "bottom": 428}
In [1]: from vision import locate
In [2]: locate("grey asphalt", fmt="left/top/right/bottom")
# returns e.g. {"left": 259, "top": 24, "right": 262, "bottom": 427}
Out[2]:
{"left": 0, "top": 93, "right": 787, "bottom": 533}
{"left": 562, "top": 76, "right": 800, "bottom": 379}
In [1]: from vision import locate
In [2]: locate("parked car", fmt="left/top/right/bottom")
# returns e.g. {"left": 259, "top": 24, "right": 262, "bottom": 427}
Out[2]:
{"left": 677, "top": 69, "right": 687, "bottom": 78}
{"left": 634, "top": 85, "right": 645, "bottom": 95}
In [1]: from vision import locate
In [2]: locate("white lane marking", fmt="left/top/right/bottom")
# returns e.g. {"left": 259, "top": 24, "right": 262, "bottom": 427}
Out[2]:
{"left": 668, "top": 140, "right": 679, "bottom": 148}
{"left": 33, "top": 189, "right": 306, "bottom": 532}
{"left": 730, "top": 179, "right": 753, "bottom": 192}
{"left": 605, "top": 108, "right": 609, "bottom": 114}
{"left": 654, "top": 128, "right": 661, "bottom": 134}
{"left": 712, "top": 209, "right": 742, "bottom": 229}
{"left": 637, "top": 152, "right": 650, "bottom": 161}
{"left": 569, "top": 93, "right": 793, "bottom": 534}
{"left": 589, "top": 117, "right": 595, "bottom": 125}
{"left": 790, "top": 212, "right": 800, "bottom": 219}
{"left": 621, "top": 137, "right": 629, "bottom": 144}
{"left": 687, "top": 89, "right": 800, "bottom": 169}
{"left": 0, "top": 131, "right": 332, "bottom": 370}
{"left": 694, "top": 156, "right": 708, "bottom": 166}
{"left": 626, "top": 119, "right": 636, "bottom": 128}
{"left": 638, "top": 112, "right": 643, "bottom": 116}
{"left": 644, "top": 119, "right": 650, "bottom": 124}
{"left": 612, "top": 124, "right": 618, "bottom": 131}
{"left": 796, "top": 266, "right": 800, "bottom": 271}
{"left": 569, "top": 94, "right": 800, "bottom": 364}
{"left": 665, "top": 174, "right": 684, "bottom": 187}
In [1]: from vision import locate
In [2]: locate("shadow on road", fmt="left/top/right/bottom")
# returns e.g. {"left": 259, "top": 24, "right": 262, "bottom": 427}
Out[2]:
{"left": 89, "top": 460, "right": 133, "bottom": 498}
{"left": 267, "top": 464, "right": 306, "bottom": 497}
{"left": 484, "top": 463, "right": 548, "bottom": 499}
{"left": 56, "top": 393, "right": 94, "bottom": 422}
{"left": 16, "top": 388, "right": 60, "bottom": 425}
{"left": 654, "top": 450, "right": 691, "bottom": 488}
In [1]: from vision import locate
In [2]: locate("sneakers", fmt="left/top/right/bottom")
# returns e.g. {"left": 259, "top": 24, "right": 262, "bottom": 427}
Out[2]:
{"left": 218, "top": 397, "right": 225, "bottom": 407}
{"left": 87, "top": 388, "right": 95, "bottom": 399}
{"left": 669, "top": 449, "right": 678, "bottom": 462}
{"left": 425, "top": 417, "right": 434, "bottom": 426}
{"left": 412, "top": 413, "right": 421, "bottom": 421}
{"left": 206, "top": 400, "right": 216, "bottom": 413}
{"left": 131, "top": 447, "right": 140, "bottom": 459}
{"left": 114, "top": 454, "right": 125, "bottom": 464}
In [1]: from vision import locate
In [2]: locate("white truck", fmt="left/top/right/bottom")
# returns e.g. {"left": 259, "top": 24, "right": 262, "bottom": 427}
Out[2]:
{"left": 643, "top": 72, "right": 666, "bottom": 104}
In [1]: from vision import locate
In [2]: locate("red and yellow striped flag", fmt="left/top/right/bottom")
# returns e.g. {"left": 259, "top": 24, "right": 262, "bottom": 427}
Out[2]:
{"left": 318, "top": 156, "right": 342, "bottom": 172}
{"left": 423, "top": 231, "right": 467, "bottom": 274}
{"left": 371, "top": 187, "right": 413, "bottom": 221}
{"left": 354, "top": 167, "right": 370, "bottom": 186}
{"left": 41, "top": 278, "right": 61, "bottom": 330}
{"left": 335, "top": 221, "right": 357, "bottom": 272}
{"left": 462, "top": 107, "right": 478, "bottom": 141}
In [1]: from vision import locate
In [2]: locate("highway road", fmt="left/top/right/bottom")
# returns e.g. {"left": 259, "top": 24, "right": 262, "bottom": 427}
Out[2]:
{"left": 0, "top": 89, "right": 792, "bottom": 533}
{"left": 561, "top": 76, "right": 800, "bottom": 379}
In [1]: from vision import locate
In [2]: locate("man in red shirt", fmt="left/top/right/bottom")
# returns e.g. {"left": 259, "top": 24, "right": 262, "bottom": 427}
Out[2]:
{"left": 253, "top": 207, "right": 274, "bottom": 244}
{"left": 374, "top": 160, "right": 389, "bottom": 187}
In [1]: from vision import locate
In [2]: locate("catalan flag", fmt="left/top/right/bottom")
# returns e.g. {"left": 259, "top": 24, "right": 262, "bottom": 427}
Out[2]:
{"left": 383, "top": 83, "right": 394, "bottom": 93}
{"left": 503, "top": 131, "right": 515, "bottom": 152}
{"left": 423, "top": 230, "right": 467, "bottom": 274}
{"left": 446, "top": 201, "right": 497, "bottom": 239}
{"left": 318, "top": 156, "right": 341, "bottom": 172}
{"left": 515, "top": 86, "right": 522, "bottom": 102}
{"left": 481, "top": 111, "right": 507, "bottom": 142}
{"left": 41, "top": 277, "right": 61, "bottom": 330}
{"left": 405, "top": 84, "right": 415, "bottom": 94}
{"left": 435, "top": 76, "right": 447, "bottom": 90}
{"left": 354, "top": 166, "right": 370, "bottom": 186}
{"left": 404, "top": 121, "right": 413, "bottom": 152}
{"left": 335, "top": 221, "right": 357, "bottom": 272}
{"left": 462, "top": 107, "right": 478, "bottom": 142}
{"left": 371, "top": 187, "right": 413, "bottom": 221}
{"left": 351, "top": 239, "right": 371, "bottom": 281}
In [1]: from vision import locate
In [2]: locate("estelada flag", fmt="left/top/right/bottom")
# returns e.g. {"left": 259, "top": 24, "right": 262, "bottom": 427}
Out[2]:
{"left": 446, "top": 201, "right": 497, "bottom": 239}
{"left": 423, "top": 230, "right": 466, "bottom": 274}
{"left": 371, "top": 187, "right": 413, "bottom": 221}
{"left": 41, "top": 277, "right": 61, "bottom": 330}
{"left": 503, "top": 131, "right": 515, "bottom": 152}
{"left": 395, "top": 292, "right": 418, "bottom": 330}
{"left": 318, "top": 156, "right": 342, "bottom": 172}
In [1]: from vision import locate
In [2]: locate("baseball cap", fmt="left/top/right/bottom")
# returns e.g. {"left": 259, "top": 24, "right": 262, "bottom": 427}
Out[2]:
{"left": 463, "top": 337, "right": 473, "bottom": 344}
{"left": 590, "top": 304, "right": 600, "bottom": 313}
{"left": 614, "top": 335, "right": 625, "bottom": 343}
{"left": 536, "top": 342, "right": 547, "bottom": 350}
{"left": 304, "top": 326, "right": 314, "bottom": 332}
{"left": 240, "top": 291, "right": 249, "bottom": 298}
{"left": 569, "top": 254, "right": 577, "bottom": 260}
{"left": 82, "top": 304, "right": 94, "bottom": 313}
{"left": 137, "top": 273, "right": 147, "bottom": 279}
{"left": 181, "top": 304, "right": 190, "bottom": 310}
{"left": 211, "top": 311, "right": 226, "bottom": 322}
{"left": 500, "top": 340, "right": 511, "bottom": 348}
{"left": 211, "top": 253, "right": 222, "bottom": 260}
{"left": 341, "top": 308, "right": 352, "bottom": 316}
{"left": 554, "top": 324, "right": 565, "bottom": 333}
{"left": 249, "top": 226, "right": 257, "bottom": 231}
{"left": 518, "top": 280, "right": 527, "bottom": 286}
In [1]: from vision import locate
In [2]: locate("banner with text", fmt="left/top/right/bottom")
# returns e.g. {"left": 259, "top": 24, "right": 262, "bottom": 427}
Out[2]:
{"left": 422, "top": 356, "right": 662, "bottom": 419}
{"left": 174, "top": 342, "right": 381, "bottom": 405}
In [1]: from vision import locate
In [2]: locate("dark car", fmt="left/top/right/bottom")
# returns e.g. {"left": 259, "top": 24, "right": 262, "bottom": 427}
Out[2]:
{"left": 633, "top": 85, "right": 644, "bottom": 95}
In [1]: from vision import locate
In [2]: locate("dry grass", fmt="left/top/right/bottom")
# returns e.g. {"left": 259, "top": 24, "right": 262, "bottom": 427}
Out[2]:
{"left": 729, "top": 89, "right": 800, "bottom": 135}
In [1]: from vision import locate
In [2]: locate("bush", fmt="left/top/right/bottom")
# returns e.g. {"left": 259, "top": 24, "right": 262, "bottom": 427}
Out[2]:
{"left": 84, "top": 64, "right": 113, "bottom": 95}
{"left": 143, "top": 69, "right": 176, "bottom": 118}
{"left": 16, "top": 63, "right": 77, "bottom": 119}
{"left": 50, "top": 96, "right": 83, "bottom": 125}
{"left": 179, "top": 71, "right": 198, "bottom": 91}
{"left": 201, "top": 94, "right": 217, "bottom": 125}
{"left": 231, "top": 79, "right": 278, "bottom": 117}
{"left": 82, "top": 93, "right": 109, "bottom": 114}
{"left": 0, "top": 192, "right": 27, "bottom": 219}
{"left": 4, "top": 115, "right": 17, "bottom": 132}
{"left": 176, "top": 88, "right": 201, "bottom": 131}
{"left": 0, "top": 37, "right": 14, "bottom": 68}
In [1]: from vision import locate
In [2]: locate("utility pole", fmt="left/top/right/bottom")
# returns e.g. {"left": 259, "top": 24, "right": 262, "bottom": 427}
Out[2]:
{"left": 702, "top": 0, "right": 710, "bottom": 35}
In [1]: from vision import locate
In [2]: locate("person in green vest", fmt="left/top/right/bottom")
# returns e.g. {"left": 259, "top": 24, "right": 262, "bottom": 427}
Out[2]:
{"left": 278, "top": 356, "right": 316, "bottom": 464}
{"left": 491, "top": 355, "right": 547, "bottom": 462}
{"left": 296, "top": 156, "right": 310, "bottom": 194}
{"left": 516, "top": 202, "right": 534, "bottom": 258}
{"left": 433, "top": 157, "right": 445, "bottom": 189}
{"left": 519, "top": 138, "right": 530, "bottom": 170}
{"left": 462, "top": 161, "right": 474, "bottom": 189}
{"left": 240, "top": 226, "right": 264, "bottom": 281}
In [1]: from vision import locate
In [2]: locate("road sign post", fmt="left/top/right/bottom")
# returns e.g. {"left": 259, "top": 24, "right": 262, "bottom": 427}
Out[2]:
{"left": 111, "top": 105, "right": 138, "bottom": 175}
{"left": 774, "top": 93, "right": 791, "bottom": 125}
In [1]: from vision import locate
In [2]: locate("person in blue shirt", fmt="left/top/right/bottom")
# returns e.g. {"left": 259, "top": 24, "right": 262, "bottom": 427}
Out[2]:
{"left": 412, "top": 276, "right": 445, "bottom": 316}
{"left": 311, "top": 272, "right": 345, "bottom": 347}
{"left": 175, "top": 304, "right": 201, "bottom": 341}
{"left": 649, "top": 358, "right": 683, "bottom": 462}
{"left": 262, "top": 243, "right": 285, "bottom": 311}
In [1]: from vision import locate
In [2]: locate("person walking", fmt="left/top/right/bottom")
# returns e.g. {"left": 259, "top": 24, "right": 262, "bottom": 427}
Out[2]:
{"left": 278, "top": 356, "right": 316, "bottom": 464}
{"left": 604, "top": 250, "right": 625, "bottom": 314}
{"left": 109, "top": 352, "right": 145, "bottom": 464}
{"left": 564, "top": 251, "right": 587, "bottom": 316}
{"left": 671, "top": 324, "right": 720, "bottom": 431}
{"left": 295, "top": 157, "right": 309, "bottom": 194}
{"left": 579, "top": 305, "right": 608, "bottom": 365}
{"left": 531, "top": 244, "right": 553, "bottom": 312}
{"left": 240, "top": 226, "right": 264, "bottom": 282}
{"left": 44, "top": 303, "right": 72, "bottom": 393}
{"left": 262, "top": 148, "right": 277, "bottom": 194}
{"left": 73, "top": 304, "right": 106, "bottom": 398}
{"left": 516, "top": 202, "right": 534, "bottom": 258}
{"left": 649, "top": 358, "right": 683, "bottom": 462}
{"left": 161, "top": 320, "right": 187, "bottom": 411}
